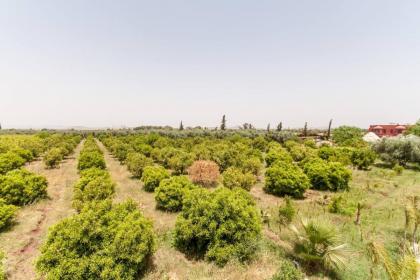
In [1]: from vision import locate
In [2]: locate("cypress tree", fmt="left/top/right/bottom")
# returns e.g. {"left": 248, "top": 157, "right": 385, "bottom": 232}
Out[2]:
{"left": 267, "top": 123, "right": 270, "bottom": 132}
{"left": 221, "top": 115, "right": 226, "bottom": 130}
{"left": 276, "top": 122, "right": 282, "bottom": 132}
{"left": 179, "top": 121, "right": 184, "bottom": 130}
{"left": 303, "top": 122, "right": 308, "bottom": 137}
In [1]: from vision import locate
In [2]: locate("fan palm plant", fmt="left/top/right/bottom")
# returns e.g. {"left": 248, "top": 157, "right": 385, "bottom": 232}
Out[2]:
{"left": 290, "top": 218, "right": 349, "bottom": 273}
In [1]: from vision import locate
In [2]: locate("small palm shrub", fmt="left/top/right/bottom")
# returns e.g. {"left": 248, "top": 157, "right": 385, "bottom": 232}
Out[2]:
{"left": 43, "top": 148, "right": 64, "bottom": 168}
{"left": 0, "top": 169, "right": 48, "bottom": 205}
{"left": 303, "top": 159, "right": 351, "bottom": 191}
{"left": 291, "top": 219, "right": 349, "bottom": 272}
{"left": 0, "top": 199, "right": 18, "bottom": 231}
{"left": 222, "top": 167, "right": 256, "bottom": 191}
{"left": 272, "top": 261, "right": 304, "bottom": 280}
{"left": 187, "top": 160, "right": 220, "bottom": 187}
{"left": 155, "top": 176, "right": 197, "bottom": 212}
{"left": 141, "top": 165, "right": 170, "bottom": 192}
{"left": 77, "top": 151, "right": 106, "bottom": 170}
{"left": 264, "top": 162, "right": 310, "bottom": 198}
{"left": 174, "top": 187, "right": 261, "bottom": 266}
{"left": 126, "top": 153, "right": 154, "bottom": 178}
{"left": 0, "top": 152, "right": 26, "bottom": 174}
{"left": 36, "top": 200, "right": 156, "bottom": 279}
{"left": 350, "top": 147, "right": 376, "bottom": 170}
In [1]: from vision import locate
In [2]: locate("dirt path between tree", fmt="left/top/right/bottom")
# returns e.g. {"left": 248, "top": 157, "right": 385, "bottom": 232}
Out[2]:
{"left": 96, "top": 140, "right": 176, "bottom": 235}
{"left": 0, "top": 141, "right": 83, "bottom": 280}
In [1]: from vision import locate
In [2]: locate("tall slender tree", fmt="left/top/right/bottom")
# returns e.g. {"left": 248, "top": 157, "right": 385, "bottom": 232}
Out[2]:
{"left": 267, "top": 123, "right": 270, "bottom": 133}
{"left": 276, "top": 122, "right": 282, "bottom": 132}
{"left": 303, "top": 122, "right": 308, "bottom": 137}
{"left": 179, "top": 121, "right": 184, "bottom": 130}
{"left": 220, "top": 115, "right": 226, "bottom": 130}
{"left": 327, "top": 119, "right": 333, "bottom": 140}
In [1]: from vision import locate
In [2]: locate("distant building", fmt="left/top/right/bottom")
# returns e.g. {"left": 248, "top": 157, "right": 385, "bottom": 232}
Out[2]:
{"left": 368, "top": 124, "right": 408, "bottom": 137}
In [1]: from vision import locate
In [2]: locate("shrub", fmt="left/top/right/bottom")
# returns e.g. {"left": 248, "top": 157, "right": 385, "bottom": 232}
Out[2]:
{"left": 292, "top": 219, "right": 348, "bottom": 272}
{"left": 303, "top": 159, "right": 351, "bottom": 191}
{"left": 0, "top": 199, "right": 18, "bottom": 231}
{"left": 0, "top": 169, "right": 48, "bottom": 205}
{"left": 222, "top": 167, "right": 256, "bottom": 191}
{"left": 350, "top": 147, "right": 376, "bottom": 170}
{"left": 279, "top": 196, "right": 296, "bottom": 226}
{"left": 0, "top": 152, "right": 26, "bottom": 174}
{"left": 174, "top": 187, "right": 261, "bottom": 266}
{"left": 393, "top": 163, "right": 404, "bottom": 175}
{"left": 73, "top": 176, "right": 115, "bottom": 212}
{"left": 272, "top": 261, "right": 304, "bottom": 280}
{"left": 155, "top": 176, "right": 197, "bottom": 212}
{"left": 168, "top": 151, "right": 194, "bottom": 175}
{"left": 141, "top": 165, "right": 170, "bottom": 192}
{"left": 328, "top": 195, "right": 354, "bottom": 216}
{"left": 43, "top": 148, "right": 64, "bottom": 168}
{"left": 373, "top": 136, "right": 420, "bottom": 166}
{"left": 332, "top": 126, "right": 364, "bottom": 147}
{"left": 240, "top": 157, "right": 263, "bottom": 176}
{"left": 126, "top": 153, "right": 154, "bottom": 178}
{"left": 10, "top": 148, "right": 34, "bottom": 162}
{"left": 265, "top": 148, "right": 293, "bottom": 167}
{"left": 187, "top": 160, "right": 220, "bottom": 187}
{"left": 264, "top": 163, "right": 310, "bottom": 198}
{"left": 78, "top": 151, "right": 106, "bottom": 170}
{"left": 36, "top": 200, "right": 156, "bottom": 279}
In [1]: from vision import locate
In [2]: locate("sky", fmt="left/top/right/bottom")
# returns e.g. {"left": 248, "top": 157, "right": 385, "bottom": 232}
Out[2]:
{"left": 1, "top": 0, "right": 419, "bottom": 129}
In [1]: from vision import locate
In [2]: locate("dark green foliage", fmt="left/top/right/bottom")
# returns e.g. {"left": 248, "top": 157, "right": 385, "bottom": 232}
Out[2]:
{"left": 141, "top": 165, "right": 170, "bottom": 192}
{"left": 264, "top": 162, "right": 310, "bottom": 198}
{"left": 72, "top": 170, "right": 115, "bottom": 212}
{"left": 155, "top": 176, "right": 197, "bottom": 212}
{"left": 126, "top": 153, "right": 154, "bottom": 178}
{"left": 278, "top": 196, "right": 296, "bottom": 226}
{"left": 0, "top": 152, "right": 25, "bottom": 174}
{"left": 350, "top": 147, "right": 376, "bottom": 170}
{"left": 0, "top": 199, "right": 18, "bottom": 230}
{"left": 271, "top": 261, "right": 304, "bottom": 280}
{"left": 0, "top": 169, "right": 47, "bottom": 205}
{"left": 332, "top": 126, "right": 364, "bottom": 147}
{"left": 222, "top": 167, "right": 256, "bottom": 191}
{"left": 43, "top": 147, "right": 64, "bottom": 168}
{"left": 174, "top": 187, "right": 261, "bottom": 266}
{"left": 303, "top": 159, "right": 351, "bottom": 191}
{"left": 220, "top": 115, "right": 226, "bottom": 130}
{"left": 373, "top": 136, "right": 420, "bottom": 166}
{"left": 36, "top": 200, "right": 156, "bottom": 280}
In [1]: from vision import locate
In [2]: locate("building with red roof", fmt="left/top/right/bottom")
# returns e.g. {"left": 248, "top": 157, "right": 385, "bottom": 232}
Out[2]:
{"left": 368, "top": 124, "right": 408, "bottom": 137}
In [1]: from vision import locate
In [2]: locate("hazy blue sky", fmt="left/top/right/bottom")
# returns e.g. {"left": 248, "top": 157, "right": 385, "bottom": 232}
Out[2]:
{"left": 1, "top": 1, "right": 419, "bottom": 129}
